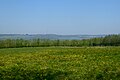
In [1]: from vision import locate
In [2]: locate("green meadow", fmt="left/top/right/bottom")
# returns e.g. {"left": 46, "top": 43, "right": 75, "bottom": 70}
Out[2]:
{"left": 0, "top": 47, "right": 120, "bottom": 80}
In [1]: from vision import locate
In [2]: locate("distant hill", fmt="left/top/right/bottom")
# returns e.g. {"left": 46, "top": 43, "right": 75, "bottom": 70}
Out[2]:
{"left": 0, "top": 34, "right": 106, "bottom": 40}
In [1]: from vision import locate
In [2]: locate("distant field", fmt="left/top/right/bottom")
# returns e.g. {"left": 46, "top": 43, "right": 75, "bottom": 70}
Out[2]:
{"left": 0, "top": 47, "right": 120, "bottom": 80}
{"left": 0, "top": 34, "right": 105, "bottom": 40}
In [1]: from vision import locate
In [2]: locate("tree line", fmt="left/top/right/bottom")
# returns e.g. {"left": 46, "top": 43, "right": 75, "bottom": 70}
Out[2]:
{"left": 0, "top": 34, "right": 120, "bottom": 48}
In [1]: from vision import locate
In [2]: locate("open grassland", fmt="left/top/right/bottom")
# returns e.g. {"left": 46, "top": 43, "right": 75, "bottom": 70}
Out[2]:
{"left": 0, "top": 47, "right": 120, "bottom": 80}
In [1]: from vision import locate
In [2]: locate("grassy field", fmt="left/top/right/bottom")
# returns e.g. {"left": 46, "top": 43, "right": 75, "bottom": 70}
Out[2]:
{"left": 0, "top": 47, "right": 120, "bottom": 80}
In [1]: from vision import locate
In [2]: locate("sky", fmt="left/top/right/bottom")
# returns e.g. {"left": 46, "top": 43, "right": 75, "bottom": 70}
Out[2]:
{"left": 0, "top": 0, "right": 120, "bottom": 35}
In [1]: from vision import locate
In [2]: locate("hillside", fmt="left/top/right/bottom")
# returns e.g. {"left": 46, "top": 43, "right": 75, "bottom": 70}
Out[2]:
{"left": 0, "top": 34, "right": 105, "bottom": 40}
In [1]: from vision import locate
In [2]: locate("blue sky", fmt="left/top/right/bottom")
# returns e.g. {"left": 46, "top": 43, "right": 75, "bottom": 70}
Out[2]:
{"left": 0, "top": 0, "right": 120, "bottom": 35}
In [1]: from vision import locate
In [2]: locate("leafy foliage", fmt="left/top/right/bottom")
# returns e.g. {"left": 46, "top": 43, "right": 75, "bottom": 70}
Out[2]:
{"left": 0, "top": 47, "right": 120, "bottom": 79}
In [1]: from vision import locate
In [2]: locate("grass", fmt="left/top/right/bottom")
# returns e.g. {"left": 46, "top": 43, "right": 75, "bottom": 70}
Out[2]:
{"left": 0, "top": 47, "right": 120, "bottom": 80}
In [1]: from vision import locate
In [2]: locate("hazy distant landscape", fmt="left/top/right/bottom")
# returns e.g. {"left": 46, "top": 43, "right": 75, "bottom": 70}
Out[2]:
{"left": 0, "top": 34, "right": 105, "bottom": 40}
